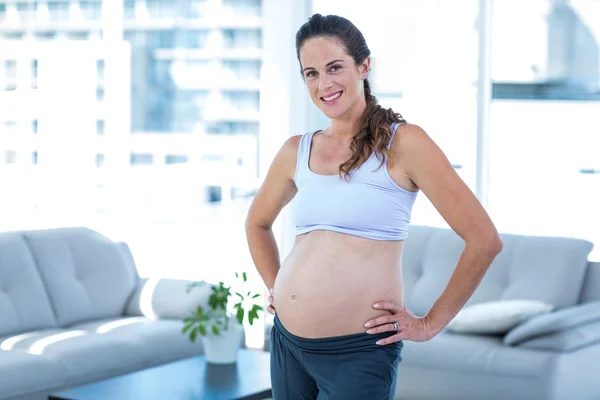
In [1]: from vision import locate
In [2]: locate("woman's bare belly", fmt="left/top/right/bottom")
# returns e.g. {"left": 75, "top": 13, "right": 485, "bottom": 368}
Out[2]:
{"left": 273, "top": 230, "right": 405, "bottom": 338}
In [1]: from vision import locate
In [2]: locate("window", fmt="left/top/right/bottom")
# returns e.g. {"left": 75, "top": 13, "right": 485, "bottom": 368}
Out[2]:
{"left": 130, "top": 153, "right": 154, "bottom": 165}
{"left": 96, "top": 120, "right": 105, "bottom": 135}
{"left": 146, "top": 0, "right": 179, "bottom": 19}
{"left": 4, "top": 60, "right": 17, "bottom": 91}
{"left": 176, "top": 30, "right": 210, "bottom": 49}
{"left": 95, "top": 153, "right": 105, "bottom": 167}
{"left": 4, "top": 32, "right": 25, "bottom": 40}
{"left": 0, "top": 2, "right": 266, "bottom": 350}
{"left": 68, "top": 32, "right": 89, "bottom": 40}
{"left": 222, "top": 29, "right": 261, "bottom": 49}
{"left": 96, "top": 59, "right": 105, "bottom": 84}
{"left": 31, "top": 59, "right": 38, "bottom": 88}
{"left": 487, "top": 0, "right": 600, "bottom": 260}
{"left": 165, "top": 154, "right": 188, "bottom": 164}
{"left": 4, "top": 150, "right": 17, "bottom": 164}
{"left": 3, "top": 121, "right": 17, "bottom": 134}
{"left": 222, "top": 60, "right": 261, "bottom": 81}
{"left": 124, "top": 0, "right": 136, "bottom": 20}
{"left": 492, "top": 1, "right": 600, "bottom": 101}
{"left": 36, "top": 32, "right": 57, "bottom": 40}
{"left": 48, "top": 1, "right": 70, "bottom": 21}
{"left": 79, "top": 1, "right": 102, "bottom": 21}
{"left": 222, "top": 0, "right": 261, "bottom": 17}
{"left": 16, "top": 2, "right": 37, "bottom": 23}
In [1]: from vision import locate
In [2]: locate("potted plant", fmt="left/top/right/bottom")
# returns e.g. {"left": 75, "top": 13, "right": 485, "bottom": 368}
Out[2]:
{"left": 182, "top": 272, "right": 263, "bottom": 364}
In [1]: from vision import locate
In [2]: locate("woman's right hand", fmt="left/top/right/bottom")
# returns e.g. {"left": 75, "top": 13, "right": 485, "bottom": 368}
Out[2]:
{"left": 267, "top": 288, "right": 276, "bottom": 315}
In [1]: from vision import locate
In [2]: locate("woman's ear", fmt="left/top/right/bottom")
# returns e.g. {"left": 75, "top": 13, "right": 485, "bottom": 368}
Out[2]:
{"left": 359, "top": 57, "right": 371, "bottom": 79}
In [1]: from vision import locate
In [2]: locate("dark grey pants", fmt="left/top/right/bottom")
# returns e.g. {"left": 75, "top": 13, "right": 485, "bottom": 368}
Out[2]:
{"left": 270, "top": 315, "right": 403, "bottom": 400}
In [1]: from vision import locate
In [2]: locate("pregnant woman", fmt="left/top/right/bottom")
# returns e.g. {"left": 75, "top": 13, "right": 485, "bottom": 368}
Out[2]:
{"left": 245, "top": 13, "right": 503, "bottom": 400}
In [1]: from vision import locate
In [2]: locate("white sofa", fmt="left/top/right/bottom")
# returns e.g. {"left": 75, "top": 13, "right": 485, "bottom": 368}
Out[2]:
{"left": 0, "top": 227, "right": 214, "bottom": 400}
{"left": 396, "top": 225, "right": 598, "bottom": 400}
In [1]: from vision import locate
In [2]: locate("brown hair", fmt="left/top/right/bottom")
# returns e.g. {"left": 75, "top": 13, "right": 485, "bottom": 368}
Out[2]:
{"left": 295, "top": 13, "right": 406, "bottom": 179}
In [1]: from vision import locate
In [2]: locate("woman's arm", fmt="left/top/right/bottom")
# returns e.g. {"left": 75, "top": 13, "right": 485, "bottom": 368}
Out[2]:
{"left": 245, "top": 135, "right": 301, "bottom": 290}
{"left": 396, "top": 123, "right": 503, "bottom": 336}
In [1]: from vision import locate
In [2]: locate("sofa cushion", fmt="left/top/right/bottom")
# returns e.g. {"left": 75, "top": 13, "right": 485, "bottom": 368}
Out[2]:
{"left": 71, "top": 317, "right": 204, "bottom": 365}
{"left": 125, "top": 278, "right": 213, "bottom": 319}
{"left": 580, "top": 262, "right": 600, "bottom": 303}
{"left": 3, "top": 327, "right": 148, "bottom": 385}
{"left": 0, "top": 232, "right": 58, "bottom": 336}
{"left": 400, "top": 330, "right": 556, "bottom": 378}
{"left": 23, "top": 227, "right": 139, "bottom": 326}
{"left": 447, "top": 299, "right": 553, "bottom": 334}
{"left": 0, "top": 349, "right": 68, "bottom": 399}
{"left": 516, "top": 321, "right": 600, "bottom": 352}
{"left": 403, "top": 226, "right": 593, "bottom": 316}
{"left": 504, "top": 301, "right": 600, "bottom": 345}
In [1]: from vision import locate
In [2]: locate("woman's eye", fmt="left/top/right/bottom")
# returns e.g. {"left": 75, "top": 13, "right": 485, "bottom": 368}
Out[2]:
{"left": 305, "top": 71, "right": 316, "bottom": 78}
{"left": 329, "top": 65, "right": 341, "bottom": 72}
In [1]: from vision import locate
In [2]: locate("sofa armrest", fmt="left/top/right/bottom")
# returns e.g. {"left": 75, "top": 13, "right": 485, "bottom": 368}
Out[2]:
{"left": 504, "top": 300, "right": 600, "bottom": 346}
{"left": 514, "top": 321, "right": 600, "bottom": 352}
{"left": 125, "top": 278, "right": 212, "bottom": 319}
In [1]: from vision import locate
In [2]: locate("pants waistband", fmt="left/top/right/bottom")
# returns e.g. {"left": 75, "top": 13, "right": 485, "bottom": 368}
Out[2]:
{"left": 273, "top": 314, "right": 402, "bottom": 354}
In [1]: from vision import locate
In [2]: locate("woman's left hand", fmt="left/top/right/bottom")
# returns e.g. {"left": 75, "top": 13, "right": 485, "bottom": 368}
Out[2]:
{"left": 364, "top": 302, "right": 438, "bottom": 345}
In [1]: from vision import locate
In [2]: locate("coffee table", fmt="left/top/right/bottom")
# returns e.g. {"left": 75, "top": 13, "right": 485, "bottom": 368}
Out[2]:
{"left": 48, "top": 349, "right": 272, "bottom": 400}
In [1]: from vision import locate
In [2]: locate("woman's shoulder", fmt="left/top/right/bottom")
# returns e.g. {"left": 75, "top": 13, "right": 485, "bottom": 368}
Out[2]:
{"left": 271, "top": 134, "right": 305, "bottom": 172}
{"left": 281, "top": 134, "right": 304, "bottom": 156}
{"left": 390, "top": 122, "right": 430, "bottom": 151}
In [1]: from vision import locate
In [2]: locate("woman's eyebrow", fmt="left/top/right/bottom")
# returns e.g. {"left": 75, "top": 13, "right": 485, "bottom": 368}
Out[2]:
{"left": 302, "top": 59, "right": 344, "bottom": 73}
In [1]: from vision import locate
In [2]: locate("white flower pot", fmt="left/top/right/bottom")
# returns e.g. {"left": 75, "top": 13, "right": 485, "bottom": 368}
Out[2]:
{"left": 202, "top": 321, "right": 244, "bottom": 364}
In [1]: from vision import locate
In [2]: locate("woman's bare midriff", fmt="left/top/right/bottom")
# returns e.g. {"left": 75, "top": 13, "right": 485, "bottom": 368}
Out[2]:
{"left": 273, "top": 230, "right": 405, "bottom": 338}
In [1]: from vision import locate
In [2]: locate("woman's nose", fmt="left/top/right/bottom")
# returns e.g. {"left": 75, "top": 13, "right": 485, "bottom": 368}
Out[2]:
{"left": 319, "top": 76, "right": 333, "bottom": 91}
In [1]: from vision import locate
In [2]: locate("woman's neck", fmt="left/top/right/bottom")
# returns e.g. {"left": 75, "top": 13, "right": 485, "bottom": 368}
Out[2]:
{"left": 328, "top": 96, "right": 367, "bottom": 139}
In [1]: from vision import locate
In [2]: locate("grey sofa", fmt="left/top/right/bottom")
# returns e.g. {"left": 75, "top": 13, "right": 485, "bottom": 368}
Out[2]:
{"left": 0, "top": 227, "right": 213, "bottom": 400}
{"left": 396, "top": 225, "right": 598, "bottom": 400}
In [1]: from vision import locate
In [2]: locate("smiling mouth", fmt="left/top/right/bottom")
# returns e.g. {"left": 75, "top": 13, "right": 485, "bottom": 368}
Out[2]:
{"left": 320, "top": 91, "right": 343, "bottom": 102}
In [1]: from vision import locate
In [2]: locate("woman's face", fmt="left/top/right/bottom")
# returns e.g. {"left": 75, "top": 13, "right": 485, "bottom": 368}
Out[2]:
{"left": 299, "top": 37, "right": 370, "bottom": 120}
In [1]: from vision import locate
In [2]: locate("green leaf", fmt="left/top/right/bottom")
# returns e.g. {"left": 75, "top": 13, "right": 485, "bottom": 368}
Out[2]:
{"left": 252, "top": 304, "right": 264, "bottom": 312}
{"left": 248, "top": 311, "right": 257, "bottom": 326}
{"left": 242, "top": 272, "right": 247, "bottom": 282}
{"left": 199, "top": 325, "right": 207, "bottom": 337}
{"left": 190, "top": 329, "right": 198, "bottom": 343}
{"left": 212, "top": 325, "right": 220, "bottom": 335}
{"left": 236, "top": 292, "right": 244, "bottom": 301}
{"left": 252, "top": 293, "right": 261, "bottom": 299}
{"left": 236, "top": 307, "right": 244, "bottom": 325}
{"left": 181, "top": 323, "right": 193, "bottom": 334}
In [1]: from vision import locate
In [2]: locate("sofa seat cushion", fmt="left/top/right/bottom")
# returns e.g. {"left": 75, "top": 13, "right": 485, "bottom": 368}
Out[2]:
{"left": 71, "top": 317, "right": 204, "bottom": 365}
{"left": 0, "top": 349, "right": 68, "bottom": 399}
{"left": 2, "top": 328, "right": 148, "bottom": 385}
{"left": 400, "top": 331, "right": 556, "bottom": 378}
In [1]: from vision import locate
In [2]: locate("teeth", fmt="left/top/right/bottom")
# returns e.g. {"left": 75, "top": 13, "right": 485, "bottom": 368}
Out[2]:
{"left": 323, "top": 92, "right": 341, "bottom": 101}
